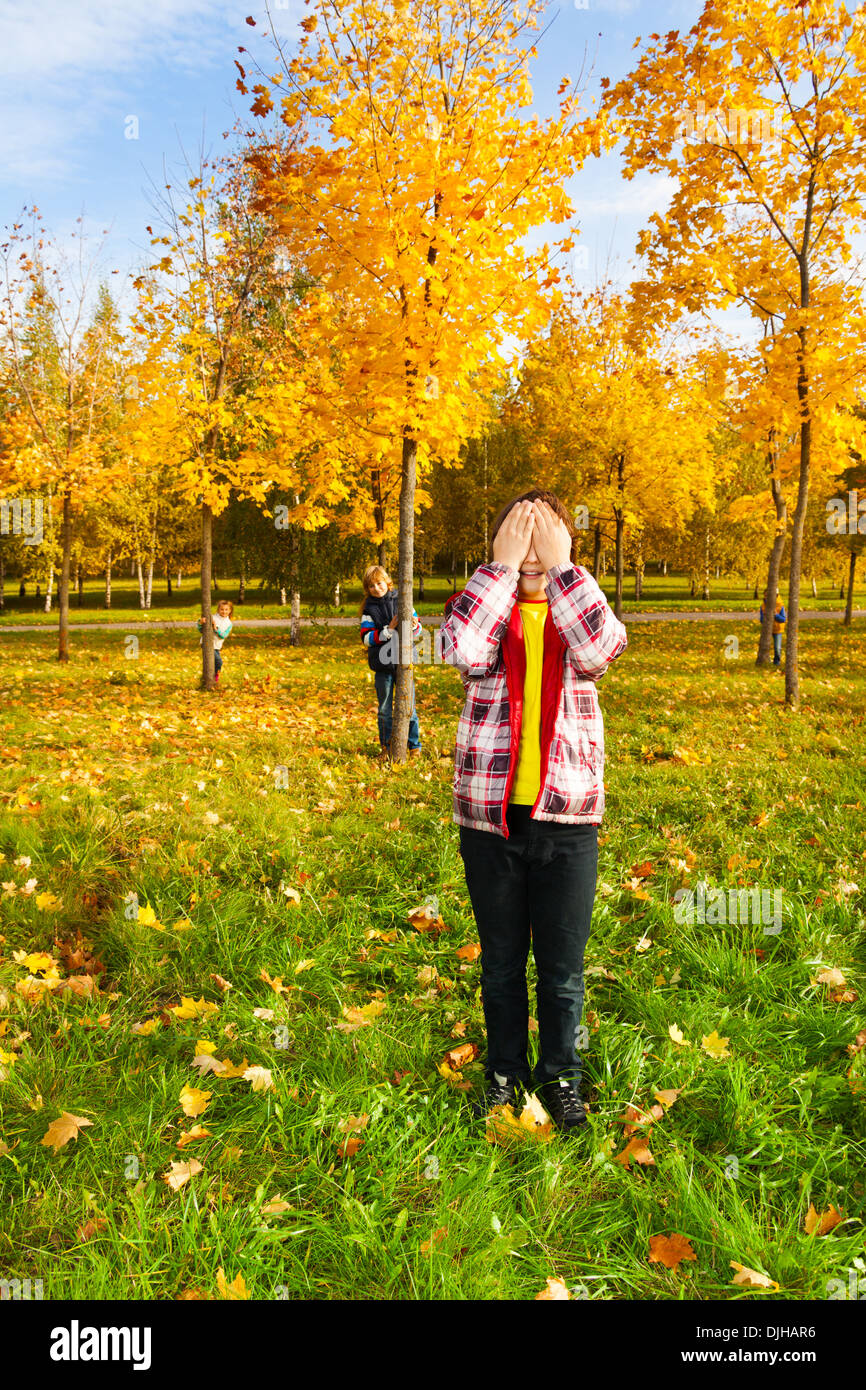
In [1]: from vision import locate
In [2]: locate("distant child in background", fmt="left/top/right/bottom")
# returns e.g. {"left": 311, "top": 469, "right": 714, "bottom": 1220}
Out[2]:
{"left": 197, "top": 599, "right": 234, "bottom": 685}
{"left": 759, "top": 592, "right": 786, "bottom": 665}
{"left": 359, "top": 565, "right": 423, "bottom": 759}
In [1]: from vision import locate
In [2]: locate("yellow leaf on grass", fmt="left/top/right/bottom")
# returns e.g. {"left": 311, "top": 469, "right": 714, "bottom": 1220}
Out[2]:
{"left": 337, "top": 1114, "right": 370, "bottom": 1133}
{"left": 191, "top": 1053, "right": 228, "bottom": 1076}
{"left": 12, "top": 951, "right": 57, "bottom": 975}
{"left": 261, "top": 1196, "right": 292, "bottom": 1215}
{"left": 243, "top": 1065, "right": 274, "bottom": 1092}
{"left": 163, "top": 1158, "right": 203, "bottom": 1191}
{"left": 216, "top": 1268, "right": 249, "bottom": 1300}
{"left": 456, "top": 943, "right": 481, "bottom": 962}
{"left": 668, "top": 1024, "right": 691, "bottom": 1046}
{"left": 701, "top": 1030, "right": 730, "bottom": 1060}
{"left": 654, "top": 1088, "right": 681, "bottom": 1111}
{"left": 211, "top": 1057, "right": 250, "bottom": 1080}
{"left": 131, "top": 1019, "right": 161, "bottom": 1036}
{"left": 176, "top": 1125, "right": 211, "bottom": 1149}
{"left": 730, "top": 1261, "right": 779, "bottom": 1290}
{"left": 195, "top": 1038, "right": 217, "bottom": 1055}
{"left": 40, "top": 1112, "right": 94, "bottom": 1152}
{"left": 35, "top": 891, "right": 62, "bottom": 911}
{"left": 171, "top": 996, "right": 219, "bottom": 1020}
{"left": 293, "top": 959, "right": 315, "bottom": 973}
{"left": 179, "top": 1084, "right": 211, "bottom": 1117}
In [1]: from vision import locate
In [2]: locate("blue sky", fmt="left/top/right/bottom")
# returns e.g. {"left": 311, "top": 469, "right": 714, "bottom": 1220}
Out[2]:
{"left": 1, "top": 0, "right": 750, "bottom": 347}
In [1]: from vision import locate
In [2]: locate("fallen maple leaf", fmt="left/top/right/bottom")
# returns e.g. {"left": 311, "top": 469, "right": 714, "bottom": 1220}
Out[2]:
{"left": 443, "top": 1042, "right": 479, "bottom": 1070}
{"left": 191, "top": 1053, "right": 228, "bottom": 1076}
{"left": 40, "top": 1112, "right": 93, "bottom": 1152}
{"left": 653, "top": 1088, "right": 681, "bottom": 1111}
{"left": 179, "top": 1084, "right": 211, "bottom": 1117}
{"left": 456, "top": 942, "right": 481, "bottom": 962}
{"left": 336, "top": 1136, "right": 363, "bottom": 1158}
{"left": 648, "top": 1233, "right": 697, "bottom": 1270}
{"left": 261, "top": 1196, "right": 292, "bottom": 1215}
{"left": 730, "top": 1261, "right": 779, "bottom": 1290}
{"left": 535, "top": 1277, "right": 571, "bottom": 1300}
{"left": 216, "top": 1268, "right": 249, "bottom": 1300}
{"left": 668, "top": 1023, "right": 691, "bottom": 1046}
{"left": 804, "top": 1204, "right": 843, "bottom": 1236}
{"left": 336, "top": 1113, "right": 370, "bottom": 1133}
{"left": 163, "top": 1158, "right": 203, "bottom": 1191}
{"left": 701, "top": 1030, "right": 730, "bottom": 1060}
{"left": 176, "top": 1125, "right": 211, "bottom": 1149}
{"left": 407, "top": 904, "right": 448, "bottom": 934}
{"left": 615, "top": 1135, "right": 656, "bottom": 1168}
{"left": 171, "top": 995, "right": 219, "bottom": 1020}
{"left": 76, "top": 1216, "right": 109, "bottom": 1241}
{"left": 243, "top": 1065, "right": 274, "bottom": 1092}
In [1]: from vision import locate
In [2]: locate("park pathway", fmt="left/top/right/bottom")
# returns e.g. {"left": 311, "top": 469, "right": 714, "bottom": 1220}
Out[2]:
{"left": 1, "top": 607, "right": 863, "bottom": 635}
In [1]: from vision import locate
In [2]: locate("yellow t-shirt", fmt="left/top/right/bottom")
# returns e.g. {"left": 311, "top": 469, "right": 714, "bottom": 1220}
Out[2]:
{"left": 509, "top": 601, "right": 546, "bottom": 805}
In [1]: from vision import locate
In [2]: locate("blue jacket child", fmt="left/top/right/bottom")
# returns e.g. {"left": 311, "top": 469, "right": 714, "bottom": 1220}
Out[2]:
{"left": 359, "top": 565, "right": 423, "bottom": 754}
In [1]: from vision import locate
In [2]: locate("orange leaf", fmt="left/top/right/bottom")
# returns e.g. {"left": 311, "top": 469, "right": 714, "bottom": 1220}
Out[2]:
{"left": 648, "top": 1233, "right": 697, "bottom": 1270}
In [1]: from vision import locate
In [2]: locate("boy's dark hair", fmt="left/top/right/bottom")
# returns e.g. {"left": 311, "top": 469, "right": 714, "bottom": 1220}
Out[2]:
{"left": 488, "top": 489, "right": 578, "bottom": 566}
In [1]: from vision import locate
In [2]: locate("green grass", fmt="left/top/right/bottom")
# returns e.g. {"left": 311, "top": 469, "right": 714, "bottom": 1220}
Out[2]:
{"left": 0, "top": 617, "right": 864, "bottom": 1301}
{"left": 1, "top": 568, "right": 863, "bottom": 625}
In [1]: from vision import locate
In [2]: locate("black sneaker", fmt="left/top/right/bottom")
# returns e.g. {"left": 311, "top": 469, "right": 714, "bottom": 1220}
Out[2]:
{"left": 470, "top": 1073, "right": 520, "bottom": 1119}
{"left": 539, "top": 1077, "right": 587, "bottom": 1133}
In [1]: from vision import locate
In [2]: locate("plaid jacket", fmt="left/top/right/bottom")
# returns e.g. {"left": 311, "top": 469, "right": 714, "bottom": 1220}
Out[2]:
{"left": 437, "top": 561, "right": 628, "bottom": 839}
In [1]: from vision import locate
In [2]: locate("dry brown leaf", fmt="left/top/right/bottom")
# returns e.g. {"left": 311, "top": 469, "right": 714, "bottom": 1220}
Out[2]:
{"left": 455, "top": 942, "right": 481, "bottom": 962}
{"left": 176, "top": 1125, "right": 211, "bottom": 1149}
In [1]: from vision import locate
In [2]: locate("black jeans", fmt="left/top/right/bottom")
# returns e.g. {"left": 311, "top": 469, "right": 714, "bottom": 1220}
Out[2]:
{"left": 458, "top": 803, "right": 599, "bottom": 1090}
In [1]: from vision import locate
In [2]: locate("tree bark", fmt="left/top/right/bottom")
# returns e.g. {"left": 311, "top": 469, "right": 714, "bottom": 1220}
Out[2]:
{"left": 166, "top": 566, "right": 172, "bottom": 596}
{"left": 104, "top": 551, "right": 112, "bottom": 609}
{"left": 613, "top": 453, "right": 625, "bottom": 620}
{"left": 702, "top": 527, "right": 710, "bottom": 601}
{"left": 200, "top": 502, "right": 216, "bottom": 690}
{"left": 0, "top": 553, "right": 4, "bottom": 609}
{"left": 592, "top": 522, "right": 602, "bottom": 582}
{"left": 843, "top": 547, "right": 857, "bottom": 627}
{"left": 58, "top": 490, "right": 71, "bottom": 659}
{"left": 238, "top": 550, "right": 246, "bottom": 604}
{"left": 391, "top": 432, "right": 417, "bottom": 762}
{"left": 136, "top": 553, "right": 146, "bottom": 609}
{"left": 757, "top": 472, "right": 787, "bottom": 666}
{"left": 289, "top": 507, "right": 301, "bottom": 645}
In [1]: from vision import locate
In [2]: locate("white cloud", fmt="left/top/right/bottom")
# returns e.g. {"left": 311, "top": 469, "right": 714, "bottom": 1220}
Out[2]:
{"left": 576, "top": 174, "right": 680, "bottom": 218}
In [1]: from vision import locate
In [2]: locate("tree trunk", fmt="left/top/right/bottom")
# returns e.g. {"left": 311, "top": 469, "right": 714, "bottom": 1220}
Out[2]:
{"left": 449, "top": 550, "right": 456, "bottom": 592}
{"left": 757, "top": 475, "right": 787, "bottom": 666}
{"left": 200, "top": 502, "right": 216, "bottom": 690}
{"left": 0, "top": 553, "right": 4, "bottom": 609}
{"left": 136, "top": 554, "right": 146, "bottom": 609}
{"left": 662, "top": 558, "right": 667, "bottom": 576}
{"left": 289, "top": 505, "right": 301, "bottom": 645}
{"left": 166, "top": 567, "right": 172, "bottom": 596}
{"left": 391, "top": 433, "right": 417, "bottom": 763}
{"left": 843, "top": 547, "right": 857, "bottom": 627}
{"left": 58, "top": 490, "right": 71, "bottom": 659}
{"left": 464, "top": 555, "right": 468, "bottom": 580}
{"left": 104, "top": 551, "right": 112, "bottom": 609}
{"left": 145, "top": 553, "right": 154, "bottom": 609}
{"left": 177, "top": 571, "right": 182, "bottom": 588}
{"left": 130, "top": 557, "right": 136, "bottom": 578}
{"left": 75, "top": 561, "right": 82, "bottom": 608}
{"left": 592, "top": 523, "right": 602, "bottom": 582}
{"left": 614, "top": 515, "right": 624, "bottom": 619}
{"left": 333, "top": 580, "right": 341, "bottom": 606}
{"left": 701, "top": 527, "right": 710, "bottom": 601}
{"left": 811, "top": 573, "right": 817, "bottom": 598}
{"left": 418, "top": 573, "right": 425, "bottom": 601}
{"left": 279, "top": 581, "right": 287, "bottom": 607}
{"left": 634, "top": 535, "right": 644, "bottom": 601}
{"left": 238, "top": 551, "right": 246, "bottom": 604}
